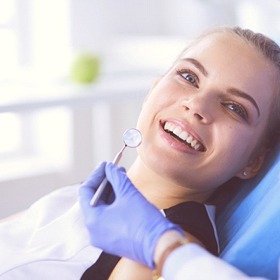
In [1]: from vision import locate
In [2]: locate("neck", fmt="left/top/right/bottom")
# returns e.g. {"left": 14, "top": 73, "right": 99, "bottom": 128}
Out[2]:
{"left": 127, "top": 157, "right": 212, "bottom": 209}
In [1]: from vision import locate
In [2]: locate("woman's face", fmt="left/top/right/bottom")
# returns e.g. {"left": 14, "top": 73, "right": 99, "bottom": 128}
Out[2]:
{"left": 136, "top": 33, "right": 277, "bottom": 192}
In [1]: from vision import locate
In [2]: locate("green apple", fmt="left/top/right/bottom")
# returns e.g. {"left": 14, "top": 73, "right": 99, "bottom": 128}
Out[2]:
{"left": 70, "top": 53, "right": 100, "bottom": 84}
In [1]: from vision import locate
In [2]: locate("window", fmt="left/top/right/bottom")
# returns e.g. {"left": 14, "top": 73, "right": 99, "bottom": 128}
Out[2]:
{"left": 0, "top": 0, "right": 18, "bottom": 78}
{"left": 0, "top": 0, "right": 72, "bottom": 179}
{"left": 0, "top": 108, "right": 72, "bottom": 180}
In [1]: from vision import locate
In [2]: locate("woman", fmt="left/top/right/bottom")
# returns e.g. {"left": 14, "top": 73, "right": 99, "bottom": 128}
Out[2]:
{"left": 0, "top": 26, "right": 279, "bottom": 279}
{"left": 80, "top": 26, "right": 280, "bottom": 279}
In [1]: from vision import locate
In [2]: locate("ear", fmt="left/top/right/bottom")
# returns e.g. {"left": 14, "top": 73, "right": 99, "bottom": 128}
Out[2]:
{"left": 236, "top": 148, "right": 268, "bottom": 180}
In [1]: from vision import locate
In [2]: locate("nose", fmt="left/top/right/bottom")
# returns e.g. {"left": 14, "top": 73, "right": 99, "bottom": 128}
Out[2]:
{"left": 181, "top": 94, "right": 214, "bottom": 124}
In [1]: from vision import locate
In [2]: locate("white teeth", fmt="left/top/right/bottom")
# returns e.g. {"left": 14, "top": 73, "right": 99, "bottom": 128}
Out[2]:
{"left": 191, "top": 139, "right": 197, "bottom": 147}
{"left": 163, "top": 121, "right": 203, "bottom": 151}
{"left": 179, "top": 130, "right": 188, "bottom": 141}
{"left": 164, "top": 122, "right": 170, "bottom": 130}
{"left": 173, "top": 126, "right": 182, "bottom": 136}
{"left": 186, "top": 136, "right": 193, "bottom": 144}
{"left": 194, "top": 144, "right": 200, "bottom": 150}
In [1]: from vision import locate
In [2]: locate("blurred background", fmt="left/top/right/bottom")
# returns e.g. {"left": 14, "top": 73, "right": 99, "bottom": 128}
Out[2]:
{"left": 1, "top": 0, "right": 280, "bottom": 218}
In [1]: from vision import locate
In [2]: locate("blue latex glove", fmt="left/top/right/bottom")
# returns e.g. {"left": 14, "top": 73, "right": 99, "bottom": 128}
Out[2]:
{"left": 79, "top": 162, "right": 184, "bottom": 269}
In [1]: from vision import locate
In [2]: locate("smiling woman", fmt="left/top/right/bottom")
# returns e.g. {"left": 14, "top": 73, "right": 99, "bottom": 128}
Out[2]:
{"left": 0, "top": 26, "right": 280, "bottom": 280}
{"left": 134, "top": 30, "right": 278, "bottom": 199}
{"left": 79, "top": 26, "right": 280, "bottom": 280}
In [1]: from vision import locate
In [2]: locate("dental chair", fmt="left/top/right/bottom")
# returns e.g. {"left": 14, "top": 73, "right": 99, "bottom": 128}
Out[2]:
{"left": 216, "top": 143, "right": 280, "bottom": 280}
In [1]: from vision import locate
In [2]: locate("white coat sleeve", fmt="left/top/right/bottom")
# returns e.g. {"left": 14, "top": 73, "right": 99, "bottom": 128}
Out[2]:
{"left": 162, "top": 243, "right": 268, "bottom": 280}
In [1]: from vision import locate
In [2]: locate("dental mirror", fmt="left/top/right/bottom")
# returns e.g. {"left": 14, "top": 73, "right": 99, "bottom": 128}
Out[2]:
{"left": 90, "top": 128, "right": 142, "bottom": 206}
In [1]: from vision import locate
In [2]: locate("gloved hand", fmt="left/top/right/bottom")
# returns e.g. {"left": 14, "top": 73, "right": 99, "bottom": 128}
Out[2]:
{"left": 79, "top": 162, "right": 184, "bottom": 269}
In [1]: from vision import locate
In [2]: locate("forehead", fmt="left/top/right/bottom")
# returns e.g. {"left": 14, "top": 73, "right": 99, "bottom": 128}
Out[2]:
{"left": 181, "top": 33, "right": 269, "bottom": 71}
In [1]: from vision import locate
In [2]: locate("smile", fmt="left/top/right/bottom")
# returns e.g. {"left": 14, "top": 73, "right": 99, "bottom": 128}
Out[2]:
{"left": 163, "top": 121, "right": 206, "bottom": 152}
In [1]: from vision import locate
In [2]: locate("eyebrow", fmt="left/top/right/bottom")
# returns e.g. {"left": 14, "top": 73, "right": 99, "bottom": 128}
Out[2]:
{"left": 181, "top": 58, "right": 209, "bottom": 77}
{"left": 180, "top": 57, "right": 260, "bottom": 117}
{"left": 227, "top": 88, "right": 260, "bottom": 117}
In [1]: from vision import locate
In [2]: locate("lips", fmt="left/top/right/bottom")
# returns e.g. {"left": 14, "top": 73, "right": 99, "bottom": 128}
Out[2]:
{"left": 163, "top": 121, "right": 206, "bottom": 152}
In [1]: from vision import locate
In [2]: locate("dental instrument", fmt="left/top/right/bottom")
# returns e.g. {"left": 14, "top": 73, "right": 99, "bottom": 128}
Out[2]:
{"left": 89, "top": 128, "right": 142, "bottom": 206}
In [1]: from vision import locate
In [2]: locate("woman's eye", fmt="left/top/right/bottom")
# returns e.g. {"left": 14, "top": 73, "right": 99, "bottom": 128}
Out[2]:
{"left": 224, "top": 102, "right": 248, "bottom": 120}
{"left": 176, "top": 69, "right": 198, "bottom": 87}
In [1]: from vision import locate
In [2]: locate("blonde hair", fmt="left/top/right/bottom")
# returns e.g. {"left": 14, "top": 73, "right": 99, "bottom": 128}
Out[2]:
{"left": 177, "top": 26, "right": 280, "bottom": 149}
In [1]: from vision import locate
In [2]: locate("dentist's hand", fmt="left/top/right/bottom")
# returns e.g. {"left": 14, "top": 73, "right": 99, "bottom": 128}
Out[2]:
{"left": 79, "top": 162, "right": 184, "bottom": 269}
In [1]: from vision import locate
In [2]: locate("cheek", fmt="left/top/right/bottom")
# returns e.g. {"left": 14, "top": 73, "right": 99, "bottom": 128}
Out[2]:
{"left": 136, "top": 102, "right": 154, "bottom": 132}
{"left": 216, "top": 127, "right": 260, "bottom": 170}
{"left": 137, "top": 88, "right": 174, "bottom": 130}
